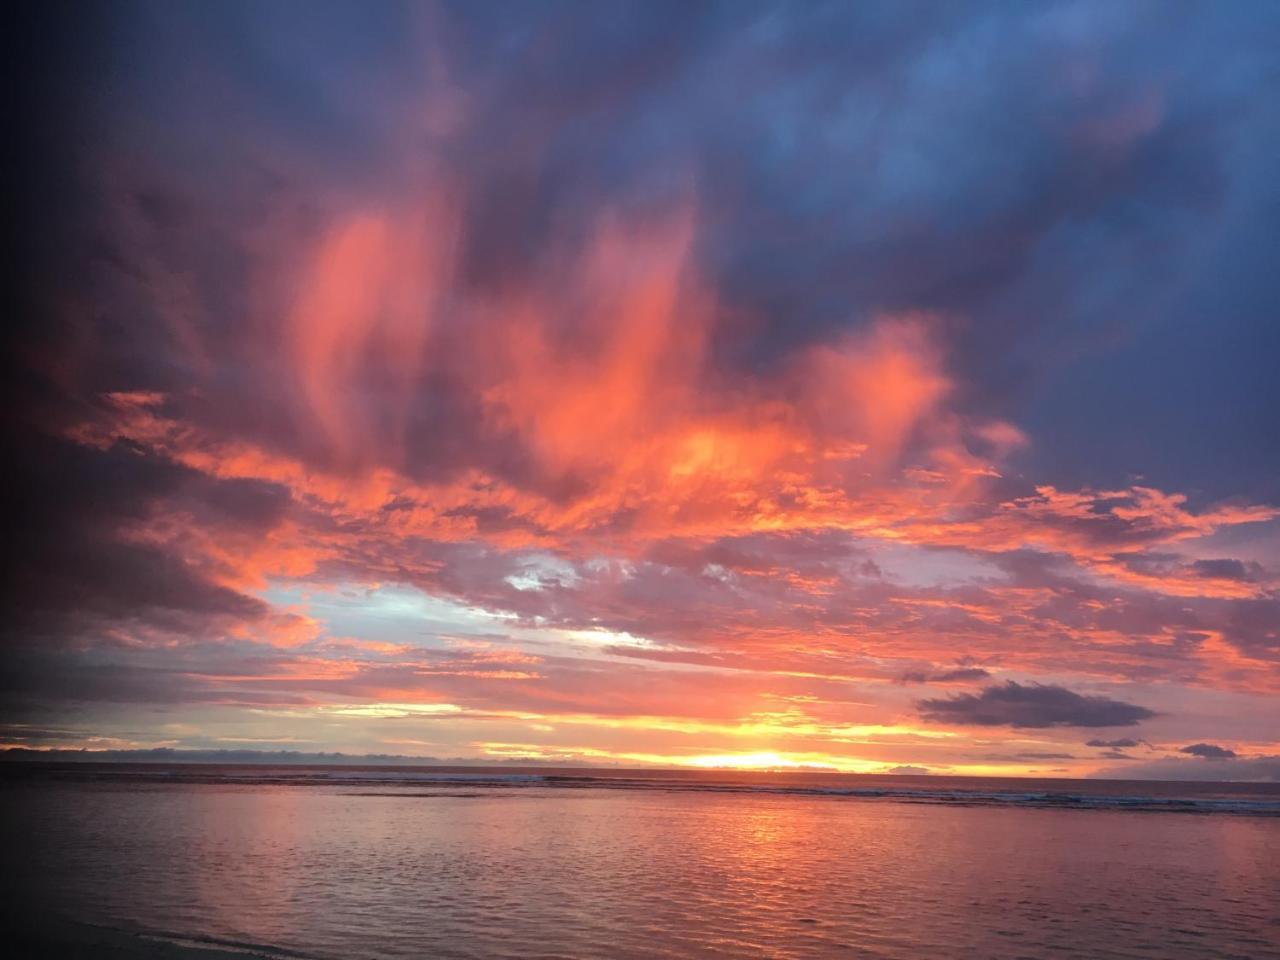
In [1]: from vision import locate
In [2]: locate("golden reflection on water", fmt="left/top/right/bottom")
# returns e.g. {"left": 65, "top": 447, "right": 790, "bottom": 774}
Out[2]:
{"left": 4, "top": 780, "right": 1278, "bottom": 960}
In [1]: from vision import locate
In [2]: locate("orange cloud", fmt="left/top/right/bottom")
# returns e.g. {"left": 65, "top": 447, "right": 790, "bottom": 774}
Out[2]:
{"left": 34, "top": 188, "right": 1277, "bottom": 770}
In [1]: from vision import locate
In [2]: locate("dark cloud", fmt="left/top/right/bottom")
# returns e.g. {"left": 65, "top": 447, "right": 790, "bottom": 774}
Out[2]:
{"left": 1114, "top": 553, "right": 1266, "bottom": 587}
{"left": 1190, "top": 558, "right": 1252, "bottom": 581}
{"left": 899, "top": 666, "right": 991, "bottom": 685}
{"left": 919, "top": 682, "right": 1155, "bottom": 728}
{"left": 1085, "top": 738, "right": 1141, "bottom": 748}
{"left": 1179, "top": 743, "right": 1238, "bottom": 760}
{"left": 0, "top": 747, "right": 606, "bottom": 768}
{"left": 0, "top": 748, "right": 433, "bottom": 765}
{"left": 14, "top": 0, "right": 1280, "bottom": 493}
{"left": 1094, "top": 755, "right": 1280, "bottom": 783}
{"left": 4, "top": 432, "right": 272, "bottom": 651}
{"left": 1221, "top": 598, "right": 1280, "bottom": 660}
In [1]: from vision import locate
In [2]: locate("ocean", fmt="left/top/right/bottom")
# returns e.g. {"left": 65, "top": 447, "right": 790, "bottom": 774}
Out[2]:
{"left": 2, "top": 763, "right": 1278, "bottom": 959}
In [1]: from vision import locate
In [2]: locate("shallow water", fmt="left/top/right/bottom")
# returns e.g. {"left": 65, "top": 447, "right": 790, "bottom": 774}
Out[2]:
{"left": 3, "top": 765, "right": 1278, "bottom": 959}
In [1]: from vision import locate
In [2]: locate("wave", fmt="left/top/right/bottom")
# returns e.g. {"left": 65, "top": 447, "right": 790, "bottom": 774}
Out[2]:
{"left": 539, "top": 776, "right": 1280, "bottom": 815}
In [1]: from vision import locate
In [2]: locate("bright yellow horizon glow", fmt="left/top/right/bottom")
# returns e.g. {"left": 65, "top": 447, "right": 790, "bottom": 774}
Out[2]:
{"left": 683, "top": 751, "right": 835, "bottom": 770}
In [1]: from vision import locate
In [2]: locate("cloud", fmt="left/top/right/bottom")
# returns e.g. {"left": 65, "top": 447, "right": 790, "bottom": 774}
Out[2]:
{"left": 1179, "top": 743, "right": 1238, "bottom": 760}
{"left": 1093, "top": 756, "right": 1280, "bottom": 783}
{"left": 5, "top": 431, "right": 278, "bottom": 658}
{"left": 885, "top": 765, "right": 930, "bottom": 776}
{"left": 0, "top": 748, "right": 579, "bottom": 766}
{"left": 918, "top": 682, "right": 1156, "bottom": 728}
{"left": 4, "top": 1, "right": 1278, "bottom": 766}
{"left": 1190, "top": 559, "right": 1253, "bottom": 581}
{"left": 898, "top": 666, "right": 991, "bottom": 685}
{"left": 1085, "top": 738, "right": 1142, "bottom": 748}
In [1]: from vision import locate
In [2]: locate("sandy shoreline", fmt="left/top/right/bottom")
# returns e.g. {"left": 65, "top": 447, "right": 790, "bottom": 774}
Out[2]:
{"left": 8, "top": 920, "right": 307, "bottom": 960}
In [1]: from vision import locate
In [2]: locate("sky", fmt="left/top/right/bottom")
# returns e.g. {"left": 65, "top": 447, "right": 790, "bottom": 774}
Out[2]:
{"left": 6, "top": 0, "right": 1279, "bottom": 780}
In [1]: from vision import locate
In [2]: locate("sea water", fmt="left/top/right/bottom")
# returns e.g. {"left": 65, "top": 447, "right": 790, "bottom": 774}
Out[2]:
{"left": 2, "top": 764, "right": 1277, "bottom": 959}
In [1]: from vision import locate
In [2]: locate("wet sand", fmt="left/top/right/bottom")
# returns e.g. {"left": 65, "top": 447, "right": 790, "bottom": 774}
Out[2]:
{"left": 9, "top": 920, "right": 299, "bottom": 960}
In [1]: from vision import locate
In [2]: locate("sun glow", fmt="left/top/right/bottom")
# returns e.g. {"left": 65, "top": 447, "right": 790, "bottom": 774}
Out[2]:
{"left": 684, "top": 751, "right": 834, "bottom": 770}
{"left": 323, "top": 703, "right": 464, "bottom": 718}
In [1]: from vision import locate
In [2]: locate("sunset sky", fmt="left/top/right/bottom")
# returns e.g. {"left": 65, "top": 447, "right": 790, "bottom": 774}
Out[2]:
{"left": 8, "top": 1, "right": 1279, "bottom": 779}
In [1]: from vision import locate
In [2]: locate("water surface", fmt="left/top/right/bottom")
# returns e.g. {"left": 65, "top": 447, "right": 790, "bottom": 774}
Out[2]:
{"left": 3, "top": 764, "right": 1277, "bottom": 959}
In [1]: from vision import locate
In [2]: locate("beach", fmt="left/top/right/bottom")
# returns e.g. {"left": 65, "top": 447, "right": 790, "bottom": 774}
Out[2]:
{"left": 9, "top": 920, "right": 294, "bottom": 960}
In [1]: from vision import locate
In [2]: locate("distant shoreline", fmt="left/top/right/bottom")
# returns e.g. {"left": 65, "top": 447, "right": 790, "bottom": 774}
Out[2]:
{"left": 4, "top": 759, "right": 1276, "bottom": 815}
{"left": 2, "top": 749, "right": 1278, "bottom": 785}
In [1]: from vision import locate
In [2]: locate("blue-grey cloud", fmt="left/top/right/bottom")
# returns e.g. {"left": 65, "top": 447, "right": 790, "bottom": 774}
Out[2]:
{"left": 919, "top": 682, "right": 1155, "bottom": 728}
{"left": 18, "top": 0, "right": 1280, "bottom": 495}
{"left": 1190, "top": 559, "right": 1252, "bottom": 581}
{"left": 1180, "top": 742, "right": 1238, "bottom": 760}
{"left": 1093, "top": 755, "right": 1280, "bottom": 783}
{"left": 898, "top": 666, "right": 991, "bottom": 685}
